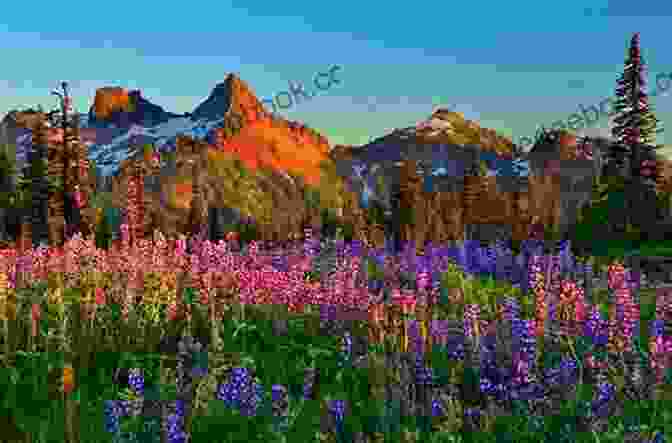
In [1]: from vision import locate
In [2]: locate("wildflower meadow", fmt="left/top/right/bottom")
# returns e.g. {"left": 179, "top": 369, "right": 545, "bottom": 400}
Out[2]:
{"left": 0, "top": 224, "right": 670, "bottom": 442}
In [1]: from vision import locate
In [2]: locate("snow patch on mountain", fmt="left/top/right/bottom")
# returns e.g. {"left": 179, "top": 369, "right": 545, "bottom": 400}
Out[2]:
{"left": 87, "top": 116, "right": 228, "bottom": 177}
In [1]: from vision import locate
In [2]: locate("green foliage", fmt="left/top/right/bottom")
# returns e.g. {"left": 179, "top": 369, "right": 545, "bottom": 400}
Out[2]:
{"left": 165, "top": 149, "right": 177, "bottom": 165}
{"left": 570, "top": 172, "right": 638, "bottom": 256}
{"left": 478, "top": 159, "right": 489, "bottom": 176}
{"left": 365, "top": 257, "right": 385, "bottom": 281}
{"left": 374, "top": 173, "right": 387, "bottom": 197}
{"left": 223, "top": 219, "right": 260, "bottom": 246}
{"left": 95, "top": 209, "right": 113, "bottom": 250}
{"left": 0, "top": 149, "right": 17, "bottom": 207}
{"left": 365, "top": 200, "right": 387, "bottom": 226}
{"left": 320, "top": 207, "right": 354, "bottom": 241}
{"left": 398, "top": 203, "right": 415, "bottom": 226}
{"left": 304, "top": 187, "right": 321, "bottom": 210}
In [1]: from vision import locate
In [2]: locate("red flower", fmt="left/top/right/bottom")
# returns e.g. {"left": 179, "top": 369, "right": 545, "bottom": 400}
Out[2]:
{"left": 31, "top": 303, "right": 41, "bottom": 322}
{"left": 95, "top": 287, "right": 106, "bottom": 305}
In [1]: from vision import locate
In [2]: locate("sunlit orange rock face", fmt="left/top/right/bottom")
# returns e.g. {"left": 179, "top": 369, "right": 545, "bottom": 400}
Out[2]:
{"left": 92, "top": 87, "right": 132, "bottom": 119}
{"left": 226, "top": 74, "right": 268, "bottom": 124}
{"left": 213, "top": 123, "right": 330, "bottom": 186}
{"left": 171, "top": 182, "right": 193, "bottom": 210}
{"left": 210, "top": 75, "right": 331, "bottom": 186}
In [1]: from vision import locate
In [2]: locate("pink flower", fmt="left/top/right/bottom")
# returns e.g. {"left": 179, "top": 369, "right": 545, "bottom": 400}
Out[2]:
{"left": 392, "top": 290, "right": 416, "bottom": 315}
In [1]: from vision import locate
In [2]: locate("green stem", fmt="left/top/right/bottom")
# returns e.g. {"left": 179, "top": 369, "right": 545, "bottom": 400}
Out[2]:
{"left": 3, "top": 318, "right": 8, "bottom": 358}
{"left": 210, "top": 291, "right": 219, "bottom": 352}
{"left": 241, "top": 302, "right": 246, "bottom": 352}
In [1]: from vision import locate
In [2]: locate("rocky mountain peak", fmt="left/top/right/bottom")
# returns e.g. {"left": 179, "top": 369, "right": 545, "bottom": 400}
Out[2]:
{"left": 191, "top": 73, "right": 267, "bottom": 124}
{"left": 91, "top": 87, "right": 131, "bottom": 120}
{"left": 89, "top": 86, "right": 180, "bottom": 128}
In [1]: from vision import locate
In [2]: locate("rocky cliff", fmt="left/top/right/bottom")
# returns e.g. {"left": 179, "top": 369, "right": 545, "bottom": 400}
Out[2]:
{"left": 109, "top": 138, "right": 362, "bottom": 243}
{"left": 205, "top": 74, "right": 331, "bottom": 186}
{"left": 89, "top": 87, "right": 181, "bottom": 127}
{"left": 107, "top": 74, "right": 358, "bottom": 242}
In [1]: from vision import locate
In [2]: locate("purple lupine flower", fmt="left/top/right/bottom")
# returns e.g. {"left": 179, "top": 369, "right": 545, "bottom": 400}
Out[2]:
{"left": 128, "top": 368, "right": 144, "bottom": 396}
{"left": 503, "top": 297, "right": 520, "bottom": 323}
{"left": 414, "top": 354, "right": 434, "bottom": 385}
{"left": 591, "top": 382, "right": 615, "bottom": 418}
{"left": 518, "top": 319, "right": 537, "bottom": 373}
{"left": 165, "top": 400, "right": 187, "bottom": 443}
{"left": 416, "top": 265, "right": 431, "bottom": 291}
{"left": 480, "top": 377, "right": 494, "bottom": 395}
{"left": 320, "top": 304, "right": 338, "bottom": 323}
{"left": 543, "top": 358, "right": 579, "bottom": 387}
{"left": 407, "top": 320, "right": 424, "bottom": 354}
{"left": 216, "top": 367, "right": 264, "bottom": 417}
{"left": 430, "top": 319, "right": 448, "bottom": 346}
{"left": 103, "top": 400, "right": 121, "bottom": 434}
{"left": 338, "top": 332, "right": 353, "bottom": 368}
{"left": 650, "top": 319, "right": 664, "bottom": 337}
{"left": 327, "top": 399, "right": 346, "bottom": 431}
{"left": 303, "top": 366, "right": 318, "bottom": 400}
{"left": 117, "top": 400, "right": 132, "bottom": 417}
{"left": 584, "top": 306, "right": 609, "bottom": 345}
{"left": 271, "top": 384, "right": 286, "bottom": 403}
{"left": 465, "top": 407, "right": 481, "bottom": 418}
{"left": 431, "top": 396, "right": 443, "bottom": 417}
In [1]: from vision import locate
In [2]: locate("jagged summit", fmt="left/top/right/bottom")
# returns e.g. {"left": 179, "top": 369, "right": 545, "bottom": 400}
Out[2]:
{"left": 88, "top": 87, "right": 181, "bottom": 128}
{"left": 191, "top": 76, "right": 235, "bottom": 121}
{"left": 192, "top": 73, "right": 268, "bottom": 123}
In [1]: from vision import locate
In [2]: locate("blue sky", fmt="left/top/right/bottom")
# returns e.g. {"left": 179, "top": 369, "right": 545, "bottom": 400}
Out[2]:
{"left": 1, "top": 0, "right": 671, "bottom": 154}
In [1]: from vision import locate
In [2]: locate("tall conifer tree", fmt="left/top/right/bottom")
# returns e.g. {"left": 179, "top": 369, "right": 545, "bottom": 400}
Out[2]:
{"left": 610, "top": 32, "right": 663, "bottom": 233}
{"left": 611, "top": 33, "right": 660, "bottom": 148}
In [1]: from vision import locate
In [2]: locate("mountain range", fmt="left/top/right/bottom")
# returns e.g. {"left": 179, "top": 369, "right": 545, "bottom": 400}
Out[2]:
{"left": 2, "top": 72, "right": 670, "bottom": 245}
{"left": 0, "top": 74, "right": 332, "bottom": 182}
{"left": 1, "top": 74, "right": 529, "bottom": 215}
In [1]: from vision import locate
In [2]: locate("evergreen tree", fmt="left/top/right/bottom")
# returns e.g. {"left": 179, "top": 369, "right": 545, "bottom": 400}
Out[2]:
{"left": 29, "top": 149, "right": 50, "bottom": 247}
{"left": 0, "top": 149, "right": 17, "bottom": 208}
{"left": 628, "top": 142, "right": 661, "bottom": 236}
{"left": 610, "top": 33, "right": 663, "bottom": 232}
{"left": 570, "top": 172, "right": 617, "bottom": 256}
{"left": 611, "top": 33, "right": 661, "bottom": 149}
{"left": 0, "top": 149, "right": 17, "bottom": 243}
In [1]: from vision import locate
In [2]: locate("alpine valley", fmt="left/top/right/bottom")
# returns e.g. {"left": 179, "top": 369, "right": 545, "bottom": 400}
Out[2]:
{"left": 1, "top": 73, "right": 671, "bottom": 249}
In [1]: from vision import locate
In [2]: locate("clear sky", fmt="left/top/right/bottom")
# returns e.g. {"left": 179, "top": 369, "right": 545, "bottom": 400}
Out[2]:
{"left": 1, "top": 1, "right": 671, "bottom": 154}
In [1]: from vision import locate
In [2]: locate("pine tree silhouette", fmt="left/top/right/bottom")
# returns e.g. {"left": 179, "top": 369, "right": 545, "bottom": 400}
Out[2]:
{"left": 612, "top": 33, "right": 661, "bottom": 148}
{"left": 611, "top": 32, "right": 663, "bottom": 233}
